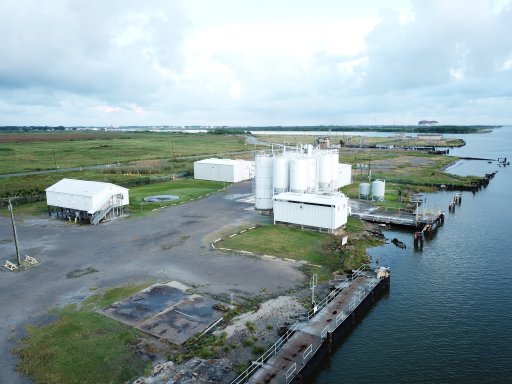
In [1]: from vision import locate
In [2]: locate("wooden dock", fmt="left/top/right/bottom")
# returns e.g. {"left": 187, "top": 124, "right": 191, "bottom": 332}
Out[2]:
{"left": 232, "top": 267, "right": 390, "bottom": 384}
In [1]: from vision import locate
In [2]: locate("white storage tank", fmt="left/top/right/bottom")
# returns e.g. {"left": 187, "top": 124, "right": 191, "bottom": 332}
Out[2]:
{"left": 330, "top": 152, "right": 339, "bottom": 187}
{"left": 371, "top": 179, "right": 386, "bottom": 201}
{"left": 255, "top": 154, "right": 274, "bottom": 209}
{"left": 307, "top": 156, "right": 317, "bottom": 193}
{"left": 273, "top": 156, "right": 289, "bottom": 194}
{"left": 359, "top": 182, "right": 371, "bottom": 199}
{"left": 318, "top": 153, "right": 332, "bottom": 189}
{"left": 289, "top": 158, "right": 308, "bottom": 193}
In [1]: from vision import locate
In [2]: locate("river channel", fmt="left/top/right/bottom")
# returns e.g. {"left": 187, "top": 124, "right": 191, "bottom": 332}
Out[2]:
{"left": 310, "top": 127, "right": 512, "bottom": 383}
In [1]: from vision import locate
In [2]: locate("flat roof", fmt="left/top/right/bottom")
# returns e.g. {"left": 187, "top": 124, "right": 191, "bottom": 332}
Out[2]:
{"left": 195, "top": 158, "right": 253, "bottom": 166}
{"left": 45, "top": 178, "right": 128, "bottom": 197}
{"left": 274, "top": 192, "right": 347, "bottom": 205}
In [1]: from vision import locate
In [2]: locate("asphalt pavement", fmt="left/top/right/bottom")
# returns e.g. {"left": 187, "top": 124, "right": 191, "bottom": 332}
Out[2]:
{"left": 0, "top": 181, "right": 304, "bottom": 384}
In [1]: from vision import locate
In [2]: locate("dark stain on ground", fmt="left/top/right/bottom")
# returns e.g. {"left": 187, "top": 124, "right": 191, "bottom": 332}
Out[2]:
{"left": 66, "top": 266, "right": 98, "bottom": 278}
{"left": 105, "top": 285, "right": 187, "bottom": 323}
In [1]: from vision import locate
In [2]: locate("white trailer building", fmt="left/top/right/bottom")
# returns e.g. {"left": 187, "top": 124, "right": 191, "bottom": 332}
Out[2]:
{"left": 273, "top": 192, "right": 349, "bottom": 232}
{"left": 194, "top": 158, "right": 254, "bottom": 183}
{"left": 46, "top": 178, "right": 129, "bottom": 225}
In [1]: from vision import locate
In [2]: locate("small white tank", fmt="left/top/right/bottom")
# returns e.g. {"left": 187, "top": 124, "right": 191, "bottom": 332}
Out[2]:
{"left": 272, "top": 156, "right": 289, "bottom": 194}
{"left": 307, "top": 156, "right": 317, "bottom": 193}
{"left": 371, "top": 179, "right": 386, "bottom": 201}
{"left": 289, "top": 158, "right": 308, "bottom": 193}
{"left": 359, "top": 183, "right": 371, "bottom": 199}
{"left": 255, "top": 154, "right": 274, "bottom": 209}
{"left": 318, "top": 154, "right": 332, "bottom": 189}
{"left": 330, "top": 152, "right": 339, "bottom": 187}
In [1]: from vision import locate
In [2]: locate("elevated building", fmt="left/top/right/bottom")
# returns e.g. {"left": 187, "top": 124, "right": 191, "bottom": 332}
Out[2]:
{"left": 46, "top": 178, "right": 129, "bottom": 224}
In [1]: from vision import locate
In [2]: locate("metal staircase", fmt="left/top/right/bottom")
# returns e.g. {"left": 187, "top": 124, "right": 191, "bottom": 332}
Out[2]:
{"left": 90, "top": 193, "right": 124, "bottom": 225}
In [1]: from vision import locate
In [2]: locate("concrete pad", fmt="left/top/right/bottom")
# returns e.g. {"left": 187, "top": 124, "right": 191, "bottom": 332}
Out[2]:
{"left": 100, "top": 282, "right": 223, "bottom": 345}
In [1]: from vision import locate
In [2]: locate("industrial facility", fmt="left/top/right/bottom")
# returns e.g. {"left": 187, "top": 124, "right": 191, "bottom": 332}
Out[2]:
{"left": 45, "top": 178, "right": 129, "bottom": 225}
{"left": 254, "top": 146, "right": 353, "bottom": 232}
{"left": 193, "top": 158, "right": 254, "bottom": 183}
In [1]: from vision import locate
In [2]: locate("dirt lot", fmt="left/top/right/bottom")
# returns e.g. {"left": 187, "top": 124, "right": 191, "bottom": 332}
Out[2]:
{"left": 0, "top": 181, "right": 305, "bottom": 384}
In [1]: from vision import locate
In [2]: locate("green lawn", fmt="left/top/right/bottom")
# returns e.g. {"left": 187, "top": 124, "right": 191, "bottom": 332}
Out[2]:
{"left": 128, "top": 179, "right": 227, "bottom": 214}
{"left": 14, "top": 283, "right": 154, "bottom": 384}
{"left": 219, "top": 219, "right": 381, "bottom": 280}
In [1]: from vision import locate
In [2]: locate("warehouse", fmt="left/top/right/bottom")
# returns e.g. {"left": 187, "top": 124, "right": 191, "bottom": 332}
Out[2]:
{"left": 46, "top": 178, "right": 129, "bottom": 225}
{"left": 194, "top": 158, "right": 254, "bottom": 183}
{"left": 273, "top": 192, "right": 349, "bottom": 233}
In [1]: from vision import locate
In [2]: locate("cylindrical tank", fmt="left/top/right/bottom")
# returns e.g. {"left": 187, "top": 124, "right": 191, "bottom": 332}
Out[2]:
{"left": 255, "top": 154, "right": 274, "bottom": 209}
{"left": 359, "top": 182, "right": 371, "bottom": 199}
{"left": 289, "top": 158, "right": 308, "bottom": 193}
{"left": 272, "top": 156, "right": 289, "bottom": 194}
{"left": 307, "top": 156, "right": 317, "bottom": 193}
{"left": 371, "top": 179, "right": 386, "bottom": 201}
{"left": 318, "top": 154, "right": 331, "bottom": 189}
{"left": 330, "top": 152, "right": 339, "bottom": 187}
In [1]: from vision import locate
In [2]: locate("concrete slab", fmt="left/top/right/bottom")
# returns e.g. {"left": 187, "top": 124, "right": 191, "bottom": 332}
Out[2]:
{"left": 100, "top": 282, "right": 223, "bottom": 345}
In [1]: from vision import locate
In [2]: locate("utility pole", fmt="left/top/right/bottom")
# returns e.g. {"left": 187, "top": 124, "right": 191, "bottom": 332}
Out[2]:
{"left": 7, "top": 199, "right": 21, "bottom": 266}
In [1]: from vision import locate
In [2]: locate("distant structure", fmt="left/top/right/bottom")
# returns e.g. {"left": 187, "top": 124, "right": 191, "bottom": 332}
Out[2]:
{"left": 193, "top": 158, "right": 254, "bottom": 183}
{"left": 315, "top": 136, "right": 331, "bottom": 149}
{"left": 46, "top": 179, "right": 129, "bottom": 225}
{"left": 418, "top": 120, "right": 439, "bottom": 126}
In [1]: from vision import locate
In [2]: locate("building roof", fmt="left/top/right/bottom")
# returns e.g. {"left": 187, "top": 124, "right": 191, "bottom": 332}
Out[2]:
{"left": 274, "top": 192, "right": 347, "bottom": 205}
{"left": 195, "top": 158, "right": 253, "bottom": 166}
{"left": 45, "top": 178, "right": 128, "bottom": 197}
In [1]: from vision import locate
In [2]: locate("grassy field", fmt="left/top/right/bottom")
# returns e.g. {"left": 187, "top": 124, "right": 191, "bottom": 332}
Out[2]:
{"left": 0, "top": 131, "right": 249, "bottom": 174}
{"left": 218, "top": 219, "right": 381, "bottom": 281}
{"left": 14, "top": 283, "right": 157, "bottom": 384}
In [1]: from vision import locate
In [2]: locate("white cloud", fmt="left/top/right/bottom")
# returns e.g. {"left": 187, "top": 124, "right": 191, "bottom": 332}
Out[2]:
{"left": 1, "top": 0, "right": 512, "bottom": 125}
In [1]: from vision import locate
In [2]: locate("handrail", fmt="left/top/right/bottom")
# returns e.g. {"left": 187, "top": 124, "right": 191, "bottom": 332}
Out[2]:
{"left": 231, "top": 321, "right": 300, "bottom": 384}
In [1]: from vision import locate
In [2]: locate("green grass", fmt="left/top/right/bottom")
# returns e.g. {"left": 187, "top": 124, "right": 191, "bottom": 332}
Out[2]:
{"left": 219, "top": 219, "right": 382, "bottom": 279}
{"left": 0, "top": 131, "right": 249, "bottom": 174}
{"left": 220, "top": 224, "right": 328, "bottom": 264}
{"left": 220, "top": 224, "right": 346, "bottom": 280}
{"left": 127, "top": 179, "right": 227, "bottom": 214}
{"left": 14, "top": 283, "right": 154, "bottom": 384}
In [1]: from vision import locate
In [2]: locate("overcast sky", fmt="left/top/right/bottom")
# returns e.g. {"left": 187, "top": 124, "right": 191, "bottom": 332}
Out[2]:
{"left": 1, "top": 0, "right": 511, "bottom": 126}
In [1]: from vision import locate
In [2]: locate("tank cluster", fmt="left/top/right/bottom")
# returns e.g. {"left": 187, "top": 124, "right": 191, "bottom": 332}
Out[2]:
{"left": 254, "top": 146, "right": 351, "bottom": 210}
{"left": 358, "top": 180, "right": 386, "bottom": 201}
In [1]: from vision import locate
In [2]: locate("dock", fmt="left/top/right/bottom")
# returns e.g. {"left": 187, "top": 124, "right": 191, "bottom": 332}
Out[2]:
{"left": 349, "top": 199, "right": 444, "bottom": 229}
{"left": 232, "top": 266, "right": 390, "bottom": 384}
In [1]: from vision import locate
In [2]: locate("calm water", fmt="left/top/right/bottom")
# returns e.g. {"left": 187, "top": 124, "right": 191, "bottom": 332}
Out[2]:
{"left": 311, "top": 127, "right": 512, "bottom": 383}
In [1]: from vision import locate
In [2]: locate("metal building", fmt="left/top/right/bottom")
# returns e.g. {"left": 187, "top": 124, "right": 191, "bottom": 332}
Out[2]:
{"left": 273, "top": 192, "right": 349, "bottom": 232}
{"left": 193, "top": 158, "right": 254, "bottom": 183}
{"left": 46, "top": 178, "right": 129, "bottom": 225}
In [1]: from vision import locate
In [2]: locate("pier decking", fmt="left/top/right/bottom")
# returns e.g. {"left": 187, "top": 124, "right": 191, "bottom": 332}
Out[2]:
{"left": 349, "top": 199, "right": 443, "bottom": 228}
{"left": 233, "top": 267, "right": 390, "bottom": 384}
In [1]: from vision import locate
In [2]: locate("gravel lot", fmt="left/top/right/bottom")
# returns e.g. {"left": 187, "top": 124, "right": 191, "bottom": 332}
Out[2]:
{"left": 0, "top": 181, "right": 305, "bottom": 384}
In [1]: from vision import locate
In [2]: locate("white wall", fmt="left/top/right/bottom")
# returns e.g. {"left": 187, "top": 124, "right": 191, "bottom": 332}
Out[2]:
{"left": 194, "top": 160, "right": 253, "bottom": 183}
{"left": 273, "top": 194, "right": 348, "bottom": 231}
{"left": 334, "top": 164, "right": 352, "bottom": 189}
{"left": 46, "top": 191, "right": 92, "bottom": 212}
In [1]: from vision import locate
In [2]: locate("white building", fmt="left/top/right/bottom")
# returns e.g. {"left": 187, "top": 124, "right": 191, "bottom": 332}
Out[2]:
{"left": 46, "top": 178, "right": 129, "bottom": 224}
{"left": 194, "top": 158, "right": 254, "bottom": 183}
{"left": 273, "top": 192, "right": 349, "bottom": 232}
